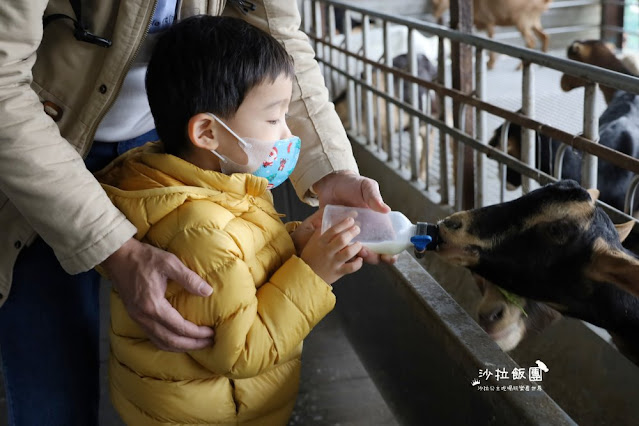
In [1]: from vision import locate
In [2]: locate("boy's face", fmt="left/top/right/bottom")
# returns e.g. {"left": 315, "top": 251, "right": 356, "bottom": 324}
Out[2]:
{"left": 217, "top": 74, "right": 293, "bottom": 158}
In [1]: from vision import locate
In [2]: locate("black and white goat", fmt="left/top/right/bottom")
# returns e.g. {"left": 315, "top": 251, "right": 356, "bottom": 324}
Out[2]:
{"left": 436, "top": 180, "right": 639, "bottom": 365}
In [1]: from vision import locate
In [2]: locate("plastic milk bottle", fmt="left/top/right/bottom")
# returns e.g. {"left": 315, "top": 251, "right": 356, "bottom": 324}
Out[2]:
{"left": 321, "top": 205, "right": 439, "bottom": 256}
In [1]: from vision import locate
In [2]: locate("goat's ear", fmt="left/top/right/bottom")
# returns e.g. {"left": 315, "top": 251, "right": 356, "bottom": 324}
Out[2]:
{"left": 615, "top": 220, "right": 635, "bottom": 243}
{"left": 587, "top": 188, "right": 600, "bottom": 203}
{"left": 586, "top": 242, "right": 639, "bottom": 298}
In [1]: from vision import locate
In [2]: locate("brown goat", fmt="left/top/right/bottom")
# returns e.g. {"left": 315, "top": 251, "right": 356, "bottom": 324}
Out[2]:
{"left": 431, "top": 0, "right": 552, "bottom": 69}
{"left": 560, "top": 40, "right": 635, "bottom": 104}
{"left": 436, "top": 180, "right": 639, "bottom": 365}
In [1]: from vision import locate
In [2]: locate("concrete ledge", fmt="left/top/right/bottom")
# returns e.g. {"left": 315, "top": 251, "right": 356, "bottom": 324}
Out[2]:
{"left": 335, "top": 253, "right": 575, "bottom": 425}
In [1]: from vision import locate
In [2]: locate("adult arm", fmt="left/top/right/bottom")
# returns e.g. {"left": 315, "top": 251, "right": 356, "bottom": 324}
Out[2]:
{"left": 0, "top": 1, "right": 213, "bottom": 350}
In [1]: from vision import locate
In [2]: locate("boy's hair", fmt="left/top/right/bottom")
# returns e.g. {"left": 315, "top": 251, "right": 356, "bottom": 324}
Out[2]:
{"left": 146, "top": 15, "right": 295, "bottom": 156}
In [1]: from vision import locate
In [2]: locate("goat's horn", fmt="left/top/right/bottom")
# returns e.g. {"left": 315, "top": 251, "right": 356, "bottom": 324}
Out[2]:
{"left": 587, "top": 188, "right": 600, "bottom": 202}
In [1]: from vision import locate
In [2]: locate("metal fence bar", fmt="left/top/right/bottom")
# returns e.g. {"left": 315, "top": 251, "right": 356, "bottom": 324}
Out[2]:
{"left": 383, "top": 20, "right": 395, "bottom": 164}
{"left": 475, "top": 47, "right": 487, "bottom": 207}
{"left": 455, "top": 103, "right": 468, "bottom": 212}
{"left": 498, "top": 121, "right": 512, "bottom": 203}
{"left": 625, "top": 175, "right": 639, "bottom": 215}
{"left": 318, "top": 0, "right": 639, "bottom": 95}
{"left": 438, "top": 35, "right": 449, "bottom": 205}
{"left": 344, "top": 11, "right": 357, "bottom": 134}
{"left": 521, "top": 62, "right": 538, "bottom": 193}
{"left": 362, "top": 14, "right": 375, "bottom": 148}
{"left": 408, "top": 28, "right": 420, "bottom": 181}
{"left": 313, "top": 42, "right": 639, "bottom": 176}
{"left": 581, "top": 83, "right": 599, "bottom": 189}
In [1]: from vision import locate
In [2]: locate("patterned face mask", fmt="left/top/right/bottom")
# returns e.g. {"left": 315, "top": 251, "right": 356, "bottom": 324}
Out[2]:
{"left": 208, "top": 113, "right": 301, "bottom": 189}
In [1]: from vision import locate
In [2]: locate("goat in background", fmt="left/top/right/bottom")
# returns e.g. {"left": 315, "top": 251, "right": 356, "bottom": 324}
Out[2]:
{"left": 431, "top": 0, "right": 552, "bottom": 69}
{"left": 488, "top": 39, "right": 639, "bottom": 215}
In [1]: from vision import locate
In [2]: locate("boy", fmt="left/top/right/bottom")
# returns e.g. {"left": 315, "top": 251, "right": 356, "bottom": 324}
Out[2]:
{"left": 96, "top": 15, "right": 363, "bottom": 425}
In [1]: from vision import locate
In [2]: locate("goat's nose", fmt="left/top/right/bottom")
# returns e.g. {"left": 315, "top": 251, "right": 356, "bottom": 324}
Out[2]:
{"left": 479, "top": 305, "right": 505, "bottom": 326}
{"left": 442, "top": 217, "right": 462, "bottom": 230}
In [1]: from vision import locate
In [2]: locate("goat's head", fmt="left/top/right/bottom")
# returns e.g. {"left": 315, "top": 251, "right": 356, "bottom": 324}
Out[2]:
{"left": 561, "top": 40, "right": 629, "bottom": 103}
{"left": 392, "top": 53, "right": 439, "bottom": 116}
{"left": 487, "top": 120, "right": 525, "bottom": 189}
{"left": 474, "top": 274, "right": 562, "bottom": 351}
{"left": 437, "top": 180, "right": 639, "bottom": 323}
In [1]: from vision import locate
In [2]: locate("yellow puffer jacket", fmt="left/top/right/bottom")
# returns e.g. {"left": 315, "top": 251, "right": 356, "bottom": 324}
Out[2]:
{"left": 96, "top": 143, "right": 336, "bottom": 426}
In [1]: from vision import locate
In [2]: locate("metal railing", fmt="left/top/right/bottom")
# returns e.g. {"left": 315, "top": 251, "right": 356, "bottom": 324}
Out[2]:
{"left": 302, "top": 0, "right": 639, "bottom": 222}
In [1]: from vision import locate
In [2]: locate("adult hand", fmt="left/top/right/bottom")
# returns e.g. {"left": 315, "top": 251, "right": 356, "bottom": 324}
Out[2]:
{"left": 101, "top": 238, "right": 215, "bottom": 352}
{"left": 313, "top": 171, "right": 397, "bottom": 265}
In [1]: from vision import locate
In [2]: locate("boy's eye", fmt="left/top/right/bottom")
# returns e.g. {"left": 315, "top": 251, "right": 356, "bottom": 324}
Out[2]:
{"left": 267, "top": 120, "right": 279, "bottom": 125}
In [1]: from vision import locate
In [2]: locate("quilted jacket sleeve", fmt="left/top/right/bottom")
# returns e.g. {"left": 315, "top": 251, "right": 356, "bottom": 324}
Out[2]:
{"left": 224, "top": 0, "right": 359, "bottom": 204}
{"left": 167, "top": 221, "right": 336, "bottom": 379}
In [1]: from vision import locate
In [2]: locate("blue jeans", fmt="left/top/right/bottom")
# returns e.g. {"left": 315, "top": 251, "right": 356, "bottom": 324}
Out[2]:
{"left": 0, "top": 129, "right": 158, "bottom": 425}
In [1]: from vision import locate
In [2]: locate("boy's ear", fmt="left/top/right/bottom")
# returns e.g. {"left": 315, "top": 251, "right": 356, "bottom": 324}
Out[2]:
{"left": 188, "top": 113, "right": 217, "bottom": 150}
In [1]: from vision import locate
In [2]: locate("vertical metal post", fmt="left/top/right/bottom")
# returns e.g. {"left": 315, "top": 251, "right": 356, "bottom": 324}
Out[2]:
{"left": 450, "top": 0, "right": 475, "bottom": 209}
{"left": 499, "top": 122, "right": 512, "bottom": 203}
{"left": 345, "top": 11, "right": 357, "bottom": 134}
{"left": 582, "top": 83, "right": 599, "bottom": 189}
{"left": 521, "top": 62, "right": 538, "bottom": 193}
{"left": 409, "top": 28, "right": 420, "bottom": 181}
{"left": 363, "top": 15, "right": 375, "bottom": 146}
{"left": 375, "top": 67, "right": 383, "bottom": 152}
{"left": 313, "top": 1, "right": 323, "bottom": 77}
{"left": 475, "top": 47, "right": 487, "bottom": 207}
{"left": 455, "top": 103, "right": 467, "bottom": 212}
{"left": 423, "top": 90, "right": 432, "bottom": 189}
{"left": 328, "top": 5, "right": 337, "bottom": 99}
{"left": 398, "top": 79, "right": 405, "bottom": 169}
{"left": 303, "top": 0, "right": 311, "bottom": 35}
{"left": 384, "top": 20, "right": 396, "bottom": 163}
{"left": 438, "top": 35, "right": 449, "bottom": 205}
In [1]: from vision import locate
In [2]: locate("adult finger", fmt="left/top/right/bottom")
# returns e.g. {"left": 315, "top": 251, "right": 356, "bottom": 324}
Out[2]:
{"left": 380, "top": 254, "right": 398, "bottom": 265}
{"left": 148, "top": 296, "right": 215, "bottom": 341}
{"left": 162, "top": 254, "right": 213, "bottom": 297}
{"left": 360, "top": 178, "right": 390, "bottom": 213}
{"left": 136, "top": 310, "right": 214, "bottom": 352}
{"left": 356, "top": 246, "right": 382, "bottom": 265}
{"left": 339, "top": 257, "right": 363, "bottom": 275}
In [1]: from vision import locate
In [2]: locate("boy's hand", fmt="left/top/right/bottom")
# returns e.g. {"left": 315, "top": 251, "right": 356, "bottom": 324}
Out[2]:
{"left": 313, "top": 172, "right": 398, "bottom": 266}
{"left": 300, "top": 217, "right": 363, "bottom": 285}
{"left": 101, "top": 238, "right": 215, "bottom": 352}
{"left": 290, "top": 208, "right": 323, "bottom": 255}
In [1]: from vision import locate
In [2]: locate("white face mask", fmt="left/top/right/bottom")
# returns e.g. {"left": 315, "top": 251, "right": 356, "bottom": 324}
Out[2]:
{"left": 207, "top": 113, "right": 275, "bottom": 174}
{"left": 207, "top": 113, "right": 302, "bottom": 189}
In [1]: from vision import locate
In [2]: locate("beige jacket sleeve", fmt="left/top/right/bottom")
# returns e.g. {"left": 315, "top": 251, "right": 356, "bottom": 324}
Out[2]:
{"left": 224, "top": 0, "right": 359, "bottom": 204}
{"left": 0, "top": 0, "right": 136, "bottom": 273}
